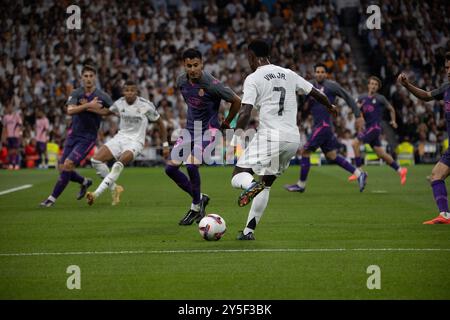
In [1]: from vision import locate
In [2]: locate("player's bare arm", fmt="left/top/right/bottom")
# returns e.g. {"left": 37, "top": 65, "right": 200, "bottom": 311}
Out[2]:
{"left": 397, "top": 73, "right": 433, "bottom": 101}
{"left": 234, "top": 103, "right": 253, "bottom": 131}
{"left": 156, "top": 117, "right": 170, "bottom": 159}
{"left": 387, "top": 104, "right": 398, "bottom": 128}
{"left": 221, "top": 94, "right": 242, "bottom": 130}
{"left": 309, "top": 87, "right": 338, "bottom": 117}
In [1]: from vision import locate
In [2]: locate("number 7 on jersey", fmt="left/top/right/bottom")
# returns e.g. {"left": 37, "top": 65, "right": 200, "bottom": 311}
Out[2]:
{"left": 273, "top": 86, "right": 286, "bottom": 116}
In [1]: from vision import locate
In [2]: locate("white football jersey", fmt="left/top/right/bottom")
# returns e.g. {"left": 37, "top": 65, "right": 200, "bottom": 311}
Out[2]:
{"left": 242, "top": 64, "right": 313, "bottom": 142}
{"left": 109, "top": 96, "right": 160, "bottom": 145}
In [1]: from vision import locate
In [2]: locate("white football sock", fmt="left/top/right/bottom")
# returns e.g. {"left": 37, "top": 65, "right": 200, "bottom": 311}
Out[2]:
{"left": 297, "top": 180, "right": 306, "bottom": 188}
{"left": 91, "top": 158, "right": 116, "bottom": 190}
{"left": 440, "top": 212, "right": 450, "bottom": 219}
{"left": 191, "top": 203, "right": 200, "bottom": 212}
{"left": 353, "top": 168, "right": 362, "bottom": 178}
{"left": 94, "top": 162, "right": 124, "bottom": 198}
{"left": 243, "top": 187, "right": 270, "bottom": 235}
{"left": 231, "top": 172, "right": 254, "bottom": 190}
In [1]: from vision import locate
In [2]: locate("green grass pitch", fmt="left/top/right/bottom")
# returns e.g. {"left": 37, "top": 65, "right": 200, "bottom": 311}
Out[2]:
{"left": 0, "top": 165, "right": 449, "bottom": 299}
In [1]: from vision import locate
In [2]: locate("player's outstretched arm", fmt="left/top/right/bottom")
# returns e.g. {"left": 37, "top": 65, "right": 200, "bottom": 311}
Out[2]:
{"left": 397, "top": 73, "right": 433, "bottom": 101}
{"left": 309, "top": 88, "right": 338, "bottom": 117}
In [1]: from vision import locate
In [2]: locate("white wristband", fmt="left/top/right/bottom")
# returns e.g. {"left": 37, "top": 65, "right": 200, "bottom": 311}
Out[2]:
{"left": 162, "top": 142, "right": 169, "bottom": 147}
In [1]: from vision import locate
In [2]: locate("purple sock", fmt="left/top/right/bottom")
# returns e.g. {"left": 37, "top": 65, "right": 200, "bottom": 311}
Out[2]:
{"left": 431, "top": 180, "right": 449, "bottom": 213}
{"left": 9, "top": 153, "right": 17, "bottom": 165}
{"left": 70, "top": 171, "right": 85, "bottom": 184}
{"left": 51, "top": 170, "right": 71, "bottom": 199}
{"left": 165, "top": 165, "right": 192, "bottom": 197}
{"left": 355, "top": 156, "right": 363, "bottom": 168}
{"left": 186, "top": 164, "right": 201, "bottom": 205}
{"left": 335, "top": 155, "right": 356, "bottom": 174}
{"left": 300, "top": 157, "right": 311, "bottom": 182}
{"left": 389, "top": 161, "right": 400, "bottom": 171}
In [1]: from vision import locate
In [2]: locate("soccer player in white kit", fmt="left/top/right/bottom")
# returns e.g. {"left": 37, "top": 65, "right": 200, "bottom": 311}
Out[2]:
{"left": 86, "top": 81, "right": 169, "bottom": 206}
{"left": 231, "top": 40, "right": 338, "bottom": 240}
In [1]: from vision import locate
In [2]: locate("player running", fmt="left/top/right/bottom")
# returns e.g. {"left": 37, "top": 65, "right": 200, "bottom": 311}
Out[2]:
{"left": 40, "top": 64, "right": 113, "bottom": 207}
{"left": 347, "top": 76, "right": 408, "bottom": 184}
{"left": 86, "top": 81, "right": 169, "bottom": 206}
{"left": 284, "top": 63, "right": 367, "bottom": 193}
{"left": 397, "top": 51, "right": 450, "bottom": 225}
{"left": 165, "top": 48, "right": 241, "bottom": 226}
{"left": 231, "top": 40, "right": 338, "bottom": 240}
{"left": 1, "top": 102, "right": 23, "bottom": 170}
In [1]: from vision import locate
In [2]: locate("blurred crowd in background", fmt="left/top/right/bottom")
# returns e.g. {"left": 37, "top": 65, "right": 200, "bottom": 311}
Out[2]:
{"left": 0, "top": 0, "right": 449, "bottom": 169}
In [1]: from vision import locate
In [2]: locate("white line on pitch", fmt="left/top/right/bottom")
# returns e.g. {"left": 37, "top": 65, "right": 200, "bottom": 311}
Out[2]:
{"left": 1, "top": 248, "right": 450, "bottom": 257}
{"left": 371, "top": 190, "right": 388, "bottom": 193}
{"left": 0, "top": 184, "right": 33, "bottom": 196}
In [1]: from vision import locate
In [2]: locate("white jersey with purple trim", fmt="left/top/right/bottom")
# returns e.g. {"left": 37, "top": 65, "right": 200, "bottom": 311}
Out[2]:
{"left": 109, "top": 96, "right": 160, "bottom": 145}
{"left": 242, "top": 64, "right": 313, "bottom": 143}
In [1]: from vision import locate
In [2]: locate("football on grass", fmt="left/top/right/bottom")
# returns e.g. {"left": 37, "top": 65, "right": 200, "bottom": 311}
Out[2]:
{"left": 198, "top": 214, "right": 226, "bottom": 241}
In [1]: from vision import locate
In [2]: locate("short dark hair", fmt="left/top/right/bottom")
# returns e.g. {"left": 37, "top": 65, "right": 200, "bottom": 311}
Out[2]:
{"left": 314, "top": 63, "right": 328, "bottom": 72}
{"left": 82, "top": 64, "right": 97, "bottom": 75}
{"left": 124, "top": 80, "right": 137, "bottom": 87}
{"left": 446, "top": 52, "right": 450, "bottom": 61}
{"left": 248, "top": 39, "right": 270, "bottom": 58}
{"left": 182, "top": 48, "right": 202, "bottom": 60}
{"left": 369, "top": 75, "right": 382, "bottom": 88}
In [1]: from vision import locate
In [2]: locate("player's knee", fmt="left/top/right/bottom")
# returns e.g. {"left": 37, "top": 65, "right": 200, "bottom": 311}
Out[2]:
{"left": 63, "top": 160, "right": 74, "bottom": 171}
{"left": 430, "top": 170, "right": 445, "bottom": 182}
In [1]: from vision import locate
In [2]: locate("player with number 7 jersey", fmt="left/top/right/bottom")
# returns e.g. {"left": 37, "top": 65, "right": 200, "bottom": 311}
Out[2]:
{"left": 230, "top": 39, "right": 338, "bottom": 240}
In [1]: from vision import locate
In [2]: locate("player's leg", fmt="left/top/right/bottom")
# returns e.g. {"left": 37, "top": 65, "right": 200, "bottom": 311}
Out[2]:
{"left": 237, "top": 174, "right": 276, "bottom": 240}
{"left": 424, "top": 157, "right": 450, "bottom": 224}
{"left": 87, "top": 150, "right": 133, "bottom": 205}
{"left": 69, "top": 140, "right": 96, "bottom": 200}
{"left": 90, "top": 144, "right": 120, "bottom": 201}
{"left": 7, "top": 138, "right": 19, "bottom": 169}
{"left": 164, "top": 137, "right": 194, "bottom": 197}
{"left": 233, "top": 135, "right": 266, "bottom": 207}
{"left": 40, "top": 157, "right": 76, "bottom": 207}
{"left": 284, "top": 148, "right": 310, "bottom": 192}
{"left": 40, "top": 139, "right": 75, "bottom": 207}
{"left": 373, "top": 145, "right": 408, "bottom": 185}
{"left": 326, "top": 149, "right": 367, "bottom": 192}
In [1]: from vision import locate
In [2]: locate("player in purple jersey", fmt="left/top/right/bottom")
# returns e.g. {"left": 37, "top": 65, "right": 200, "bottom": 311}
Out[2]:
{"left": 284, "top": 63, "right": 368, "bottom": 193}
{"left": 398, "top": 52, "right": 450, "bottom": 225}
{"left": 165, "top": 49, "right": 241, "bottom": 225}
{"left": 40, "top": 64, "right": 113, "bottom": 207}
{"left": 348, "top": 76, "right": 408, "bottom": 185}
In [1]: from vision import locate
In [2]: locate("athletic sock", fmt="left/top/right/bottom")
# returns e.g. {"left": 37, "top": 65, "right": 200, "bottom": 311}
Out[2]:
{"left": 243, "top": 187, "right": 270, "bottom": 235}
{"left": 165, "top": 165, "right": 193, "bottom": 196}
{"left": 300, "top": 157, "right": 310, "bottom": 182}
{"left": 389, "top": 161, "right": 400, "bottom": 172}
{"left": 335, "top": 155, "right": 357, "bottom": 174}
{"left": 94, "top": 162, "right": 124, "bottom": 198}
{"left": 186, "top": 164, "right": 201, "bottom": 205}
{"left": 431, "top": 180, "right": 449, "bottom": 213}
{"left": 91, "top": 159, "right": 116, "bottom": 190}
{"left": 51, "top": 170, "right": 72, "bottom": 199}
